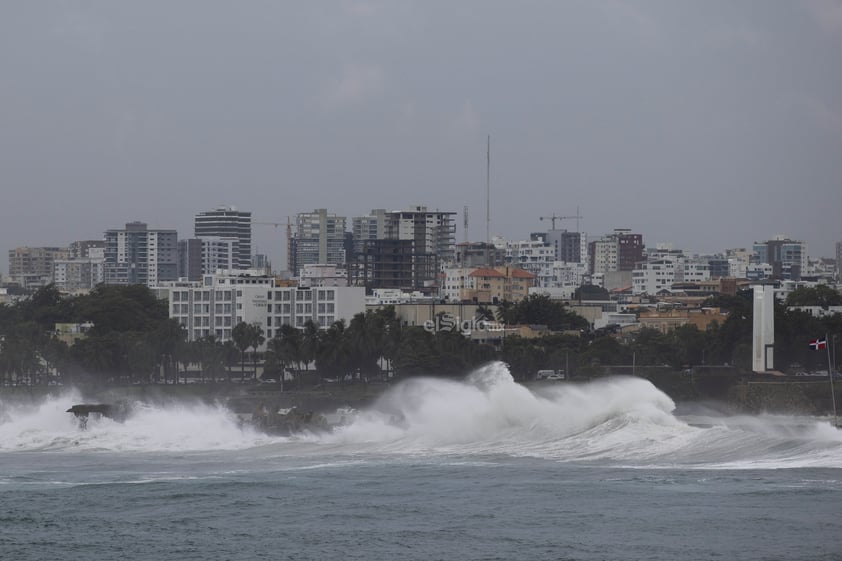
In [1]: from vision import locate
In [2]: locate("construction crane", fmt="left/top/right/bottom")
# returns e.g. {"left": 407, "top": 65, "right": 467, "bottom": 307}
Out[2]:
{"left": 539, "top": 208, "right": 583, "bottom": 231}
{"left": 253, "top": 218, "right": 293, "bottom": 269}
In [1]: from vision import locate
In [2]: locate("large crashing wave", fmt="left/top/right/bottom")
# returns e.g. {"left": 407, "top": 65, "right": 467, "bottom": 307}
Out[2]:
{"left": 0, "top": 390, "right": 271, "bottom": 452}
{"left": 2, "top": 362, "right": 841, "bottom": 469}
{"left": 322, "top": 362, "right": 842, "bottom": 469}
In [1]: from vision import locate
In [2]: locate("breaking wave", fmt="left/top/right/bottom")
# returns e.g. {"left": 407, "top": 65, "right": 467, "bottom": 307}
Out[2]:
{"left": 2, "top": 362, "right": 841, "bottom": 469}
{"left": 0, "top": 390, "right": 271, "bottom": 452}
{"left": 320, "top": 362, "right": 842, "bottom": 469}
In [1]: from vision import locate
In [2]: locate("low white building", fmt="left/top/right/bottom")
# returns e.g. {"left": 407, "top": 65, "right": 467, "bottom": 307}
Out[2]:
{"left": 494, "top": 237, "right": 554, "bottom": 277}
{"left": 299, "top": 263, "right": 348, "bottom": 288}
{"left": 366, "top": 288, "right": 432, "bottom": 306}
{"left": 536, "top": 261, "right": 588, "bottom": 290}
{"left": 165, "top": 271, "right": 365, "bottom": 347}
{"left": 632, "top": 257, "right": 710, "bottom": 295}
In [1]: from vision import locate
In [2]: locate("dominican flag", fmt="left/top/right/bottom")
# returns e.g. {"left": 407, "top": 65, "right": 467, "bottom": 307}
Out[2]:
{"left": 809, "top": 337, "right": 827, "bottom": 351}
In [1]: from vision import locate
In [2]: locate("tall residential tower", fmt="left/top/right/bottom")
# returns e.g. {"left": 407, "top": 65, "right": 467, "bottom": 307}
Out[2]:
{"left": 194, "top": 206, "right": 252, "bottom": 270}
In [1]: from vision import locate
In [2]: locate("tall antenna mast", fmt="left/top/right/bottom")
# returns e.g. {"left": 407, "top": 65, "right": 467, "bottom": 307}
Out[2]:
{"left": 486, "top": 134, "right": 491, "bottom": 244}
{"left": 463, "top": 205, "right": 469, "bottom": 244}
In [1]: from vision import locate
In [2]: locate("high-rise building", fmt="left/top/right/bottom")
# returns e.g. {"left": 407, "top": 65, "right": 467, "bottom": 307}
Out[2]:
{"left": 588, "top": 230, "right": 644, "bottom": 275}
{"left": 194, "top": 206, "right": 252, "bottom": 270}
{"left": 178, "top": 239, "right": 203, "bottom": 281}
{"left": 352, "top": 206, "right": 457, "bottom": 293}
{"left": 383, "top": 206, "right": 457, "bottom": 264}
{"left": 8, "top": 246, "right": 71, "bottom": 289}
{"left": 69, "top": 240, "right": 105, "bottom": 259}
{"left": 545, "top": 230, "right": 583, "bottom": 263}
{"left": 752, "top": 236, "right": 808, "bottom": 280}
{"left": 352, "top": 209, "right": 387, "bottom": 259}
{"left": 290, "top": 209, "right": 347, "bottom": 276}
{"left": 53, "top": 258, "right": 104, "bottom": 291}
{"left": 104, "top": 221, "right": 178, "bottom": 286}
{"left": 360, "top": 238, "right": 431, "bottom": 292}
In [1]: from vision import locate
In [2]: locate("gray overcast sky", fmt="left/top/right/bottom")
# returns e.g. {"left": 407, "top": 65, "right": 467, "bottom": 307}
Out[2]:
{"left": 1, "top": 1, "right": 841, "bottom": 276}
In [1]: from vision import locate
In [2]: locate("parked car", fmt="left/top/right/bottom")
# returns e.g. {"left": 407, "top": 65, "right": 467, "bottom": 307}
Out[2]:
{"left": 536, "top": 369, "right": 566, "bottom": 381}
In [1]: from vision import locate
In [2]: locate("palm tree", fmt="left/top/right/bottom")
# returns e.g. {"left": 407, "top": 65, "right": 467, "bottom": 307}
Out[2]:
{"left": 247, "top": 323, "right": 266, "bottom": 381}
{"left": 495, "top": 300, "right": 515, "bottom": 325}
{"left": 232, "top": 322, "right": 251, "bottom": 382}
{"left": 264, "top": 335, "right": 287, "bottom": 390}
{"left": 197, "top": 335, "right": 225, "bottom": 383}
{"left": 315, "top": 320, "right": 348, "bottom": 383}
{"left": 276, "top": 324, "right": 303, "bottom": 386}
{"left": 300, "top": 320, "right": 321, "bottom": 386}
{"left": 153, "top": 319, "right": 186, "bottom": 384}
{"left": 221, "top": 340, "right": 239, "bottom": 382}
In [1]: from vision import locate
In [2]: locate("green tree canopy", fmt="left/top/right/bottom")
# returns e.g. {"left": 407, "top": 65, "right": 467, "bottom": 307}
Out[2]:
{"left": 785, "top": 285, "right": 842, "bottom": 309}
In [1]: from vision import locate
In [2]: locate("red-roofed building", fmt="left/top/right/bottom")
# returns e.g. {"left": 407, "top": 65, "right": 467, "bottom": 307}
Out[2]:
{"left": 442, "top": 265, "right": 535, "bottom": 303}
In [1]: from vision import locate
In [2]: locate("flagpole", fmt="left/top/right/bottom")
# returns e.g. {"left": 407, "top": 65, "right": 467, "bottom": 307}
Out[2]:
{"left": 827, "top": 332, "right": 837, "bottom": 428}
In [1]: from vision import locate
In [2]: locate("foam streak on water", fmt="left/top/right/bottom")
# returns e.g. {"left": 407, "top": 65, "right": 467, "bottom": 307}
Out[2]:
{"left": 2, "top": 362, "right": 841, "bottom": 469}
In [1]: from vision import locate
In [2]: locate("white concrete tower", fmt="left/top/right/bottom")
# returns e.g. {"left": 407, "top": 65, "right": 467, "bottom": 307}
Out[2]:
{"left": 752, "top": 284, "right": 775, "bottom": 372}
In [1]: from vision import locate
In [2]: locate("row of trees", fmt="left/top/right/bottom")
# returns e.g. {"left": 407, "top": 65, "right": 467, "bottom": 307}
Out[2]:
{"left": 1, "top": 285, "right": 840, "bottom": 388}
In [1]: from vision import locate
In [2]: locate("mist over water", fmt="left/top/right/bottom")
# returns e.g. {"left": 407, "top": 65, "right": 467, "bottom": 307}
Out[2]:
{"left": 1, "top": 362, "right": 841, "bottom": 469}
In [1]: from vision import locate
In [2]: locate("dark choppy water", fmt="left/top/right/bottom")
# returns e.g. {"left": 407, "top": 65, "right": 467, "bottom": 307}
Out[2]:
{"left": 2, "top": 363, "right": 841, "bottom": 561}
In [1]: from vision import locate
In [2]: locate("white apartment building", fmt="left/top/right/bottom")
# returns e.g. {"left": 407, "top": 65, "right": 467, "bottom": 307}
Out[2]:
{"left": 53, "top": 257, "right": 104, "bottom": 292}
{"left": 632, "top": 257, "right": 711, "bottom": 295}
{"left": 290, "top": 209, "right": 347, "bottom": 276}
{"left": 202, "top": 237, "right": 237, "bottom": 274}
{"left": 441, "top": 267, "right": 474, "bottom": 302}
{"left": 494, "top": 237, "right": 555, "bottom": 277}
{"left": 746, "top": 263, "right": 774, "bottom": 281}
{"left": 590, "top": 238, "right": 618, "bottom": 276}
{"left": 726, "top": 248, "right": 753, "bottom": 279}
{"left": 167, "top": 271, "right": 365, "bottom": 347}
{"left": 536, "top": 261, "right": 588, "bottom": 290}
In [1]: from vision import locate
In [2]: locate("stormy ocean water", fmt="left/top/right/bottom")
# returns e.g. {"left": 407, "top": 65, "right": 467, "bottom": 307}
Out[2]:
{"left": 2, "top": 362, "right": 841, "bottom": 561}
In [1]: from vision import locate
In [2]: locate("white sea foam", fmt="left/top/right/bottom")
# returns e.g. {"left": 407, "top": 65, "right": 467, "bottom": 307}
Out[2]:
{"left": 318, "top": 362, "right": 842, "bottom": 469}
{"left": 0, "top": 392, "right": 274, "bottom": 452}
{"left": 3, "top": 363, "right": 842, "bottom": 469}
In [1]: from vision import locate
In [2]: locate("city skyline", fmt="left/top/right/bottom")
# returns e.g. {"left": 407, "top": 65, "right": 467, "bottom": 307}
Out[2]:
{"left": 2, "top": 203, "right": 837, "bottom": 282}
{"left": 1, "top": 2, "right": 841, "bottom": 276}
